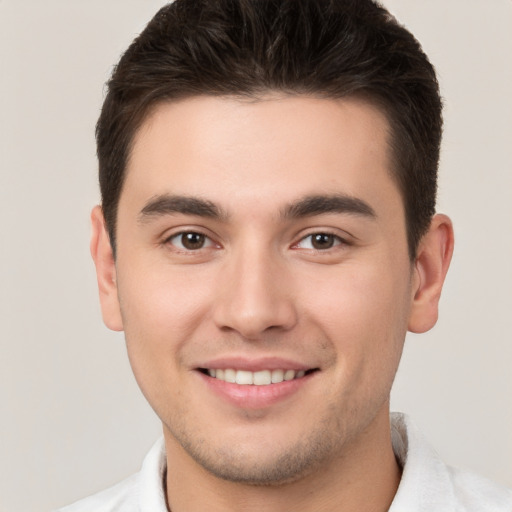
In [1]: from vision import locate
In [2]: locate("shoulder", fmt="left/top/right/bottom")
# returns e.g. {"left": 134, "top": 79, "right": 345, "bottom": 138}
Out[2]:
{"left": 390, "top": 413, "right": 512, "bottom": 511}
{"left": 54, "top": 437, "right": 167, "bottom": 512}
{"left": 446, "top": 465, "right": 512, "bottom": 511}
{"left": 54, "top": 473, "right": 139, "bottom": 512}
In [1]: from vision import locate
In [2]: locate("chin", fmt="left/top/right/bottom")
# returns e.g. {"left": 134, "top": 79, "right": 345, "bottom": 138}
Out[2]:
{"left": 173, "top": 423, "right": 339, "bottom": 486}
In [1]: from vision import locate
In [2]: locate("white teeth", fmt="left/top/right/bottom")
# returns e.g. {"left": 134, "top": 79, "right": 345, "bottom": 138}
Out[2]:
{"left": 235, "top": 370, "right": 253, "bottom": 385}
{"left": 284, "top": 369, "right": 295, "bottom": 381}
{"left": 253, "top": 370, "right": 272, "bottom": 385}
{"left": 206, "top": 368, "right": 310, "bottom": 385}
{"left": 224, "top": 369, "right": 236, "bottom": 383}
{"left": 271, "top": 369, "right": 284, "bottom": 383}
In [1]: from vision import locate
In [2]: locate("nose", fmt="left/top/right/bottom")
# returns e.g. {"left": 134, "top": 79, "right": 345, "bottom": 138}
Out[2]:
{"left": 212, "top": 243, "right": 298, "bottom": 340}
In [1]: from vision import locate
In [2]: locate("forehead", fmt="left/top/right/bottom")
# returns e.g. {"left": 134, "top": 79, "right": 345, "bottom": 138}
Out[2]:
{"left": 123, "top": 94, "right": 401, "bottom": 219}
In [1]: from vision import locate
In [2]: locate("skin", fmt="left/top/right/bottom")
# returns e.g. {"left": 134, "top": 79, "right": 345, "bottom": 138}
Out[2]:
{"left": 91, "top": 95, "right": 453, "bottom": 512}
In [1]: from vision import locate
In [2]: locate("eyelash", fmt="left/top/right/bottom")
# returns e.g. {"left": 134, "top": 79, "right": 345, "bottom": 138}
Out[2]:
{"left": 164, "top": 231, "right": 217, "bottom": 252}
{"left": 294, "top": 232, "right": 348, "bottom": 251}
{"left": 163, "top": 230, "right": 348, "bottom": 252}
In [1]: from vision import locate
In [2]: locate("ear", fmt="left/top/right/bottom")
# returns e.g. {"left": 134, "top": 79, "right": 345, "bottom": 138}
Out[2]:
{"left": 90, "top": 205, "right": 124, "bottom": 331}
{"left": 408, "top": 214, "right": 454, "bottom": 333}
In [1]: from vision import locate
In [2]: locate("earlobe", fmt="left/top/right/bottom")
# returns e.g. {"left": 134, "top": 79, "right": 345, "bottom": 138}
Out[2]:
{"left": 408, "top": 214, "right": 454, "bottom": 334}
{"left": 90, "top": 206, "right": 124, "bottom": 332}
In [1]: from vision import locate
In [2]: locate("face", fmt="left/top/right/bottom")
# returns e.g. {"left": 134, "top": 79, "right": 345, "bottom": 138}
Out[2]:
{"left": 99, "top": 95, "right": 420, "bottom": 484}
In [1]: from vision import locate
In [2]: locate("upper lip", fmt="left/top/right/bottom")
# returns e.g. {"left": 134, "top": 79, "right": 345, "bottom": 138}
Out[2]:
{"left": 194, "top": 356, "right": 316, "bottom": 372}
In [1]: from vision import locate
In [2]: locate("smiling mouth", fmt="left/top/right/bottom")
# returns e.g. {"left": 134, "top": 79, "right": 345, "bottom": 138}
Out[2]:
{"left": 199, "top": 368, "right": 318, "bottom": 386}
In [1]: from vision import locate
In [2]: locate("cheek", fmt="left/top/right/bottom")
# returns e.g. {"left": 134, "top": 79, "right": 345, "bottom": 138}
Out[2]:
{"left": 115, "top": 261, "right": 215, "bottom": 385}
{"left": 307, "top": 268, "right": 409, "bottom": 420}
{"left": 303, "top": 261, "right": 409, "bottom": 329}
{"left": 118, "top": 258, "right": 214, "bottom": 332}
{"left": 301, "top": 261, "right": 411, "bottom": 375}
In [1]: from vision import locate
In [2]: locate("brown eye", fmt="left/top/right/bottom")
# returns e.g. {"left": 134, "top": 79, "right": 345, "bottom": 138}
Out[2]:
{"left": 181, "top": 232, "right": 205, "bottom": 249}
{"left": 295, "top": 232, "right": 343, "bottom": 251}
{"left": 167, "top": 231, "right": 214, "bottom": 251}
{"left": 311, "top": 233, "right": 336, "bottom": 249}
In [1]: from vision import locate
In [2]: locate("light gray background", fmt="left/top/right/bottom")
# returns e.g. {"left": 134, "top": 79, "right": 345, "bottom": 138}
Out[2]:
{"left": 1, "top": 1, "right": 511, "bottom": 511}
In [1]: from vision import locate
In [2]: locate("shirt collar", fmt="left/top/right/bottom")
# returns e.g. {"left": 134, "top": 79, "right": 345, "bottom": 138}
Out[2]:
{"left": 137, "top": 413, "right": 457, "bottom": 511}
{"left": 138, "top": 437, "right": 168, "bottom": 511}
{"left": 389, "top": 412, "right": 456, "bottom": 511}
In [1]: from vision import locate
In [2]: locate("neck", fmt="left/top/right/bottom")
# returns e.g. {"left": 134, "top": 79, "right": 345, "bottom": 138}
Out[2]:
{"left": 164, "top": 407, "right": 401, "bottom": 512}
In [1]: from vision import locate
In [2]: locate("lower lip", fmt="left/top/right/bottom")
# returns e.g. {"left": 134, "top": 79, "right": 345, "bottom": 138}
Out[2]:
{"left": 198, "top": 371, "right": 315, "bottom": 409}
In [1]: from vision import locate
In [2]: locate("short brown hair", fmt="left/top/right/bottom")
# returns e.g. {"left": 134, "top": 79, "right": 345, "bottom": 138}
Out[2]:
{"left": 97, "top": 0, "right": 442, "bottom": 259}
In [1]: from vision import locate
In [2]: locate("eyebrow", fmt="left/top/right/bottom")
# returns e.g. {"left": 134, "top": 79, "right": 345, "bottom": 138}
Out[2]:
{"left": 138, "top": 194, "right": 228, "bottom": 222}
{"left": 282, "top": 194, "right": 376, "bottom": 219}
{"left": 138, "top": 192, "right": 376, "bottom": 224}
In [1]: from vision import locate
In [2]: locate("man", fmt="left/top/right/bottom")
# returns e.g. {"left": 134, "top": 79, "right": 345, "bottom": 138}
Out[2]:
{"left": 58, "top": 0, "right": 512, "bottom": 510}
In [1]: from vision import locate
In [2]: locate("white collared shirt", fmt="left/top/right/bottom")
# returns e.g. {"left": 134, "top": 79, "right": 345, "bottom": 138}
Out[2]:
{"left": 56, "top": 413, "right": 512, "bottom": 511}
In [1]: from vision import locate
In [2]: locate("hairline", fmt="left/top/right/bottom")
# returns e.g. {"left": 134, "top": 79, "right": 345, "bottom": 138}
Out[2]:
{"left": 107, "top": 90, "right": 421, "bottom": 261}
